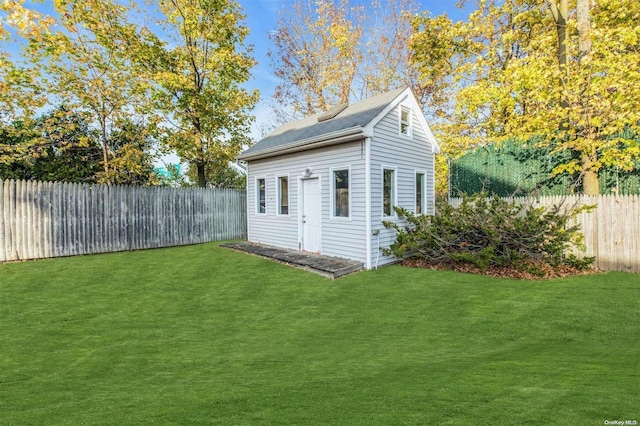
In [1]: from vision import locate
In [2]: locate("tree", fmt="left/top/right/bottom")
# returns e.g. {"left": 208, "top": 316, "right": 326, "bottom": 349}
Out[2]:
{"left": 28, "top": 0, "right": 156, "bottom": 184}
{"left": 104, "top": 119, "right": 159, "bottom": 186}
{"left": 410, "top": 0, "right": 640, "bottom": 194}
{"left": 134, "top": 0, "right": 258, "bottom": 188}
{"left": 269, "top": 0, "right": 363, "bottom": 121}
{"left": 0, "top": 106, "right": 102, "bottom": 182}
{"left": 2, "top": 0, "right": 158, "bottom": 184}
{"left": 268, "top": 0, "right": 425, "bottom": 123}
{"left": 0, "top": 1, "right": 52, "bottom": 167}
{"left": 185, "top": 160, "right": 245, "bottom": 189}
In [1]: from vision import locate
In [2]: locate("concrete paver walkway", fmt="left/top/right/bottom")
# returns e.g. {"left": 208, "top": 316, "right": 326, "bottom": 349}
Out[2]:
{"left": 221, "top": 242, "right": 363, "bottom": 279}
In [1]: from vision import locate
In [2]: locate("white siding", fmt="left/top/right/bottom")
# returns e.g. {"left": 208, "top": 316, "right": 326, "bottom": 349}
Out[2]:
{"left": 369, "top": 97, "right": 436, "bottom": 267}
{"left": 246, "top": 141, "right": 368, "bottom": 264}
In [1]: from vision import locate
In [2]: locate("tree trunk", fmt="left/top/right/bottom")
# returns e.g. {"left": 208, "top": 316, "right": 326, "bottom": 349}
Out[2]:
{"left": 577, "top": 0, "right": 599, "bottom": 194}
{"left": 582, "top": 151, "right": 599, "bottom": 195}
{"left": 548, "top": 0, "right": 568, "bottom": 111}
{"left": 100, "top": 116, "right": 110, "bottom": 183}
{"left": 196, "top": 162, "right": 207, "bottom": 188}
{"left": 577, "top": 0, "right": 592, "bottom": 61}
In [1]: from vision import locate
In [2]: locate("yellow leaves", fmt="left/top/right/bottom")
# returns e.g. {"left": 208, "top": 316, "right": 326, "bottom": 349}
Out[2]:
{"left": 1, "top": 0, "right": 55, "bottom": 39}
{"left": 409, "top": 0, "right": 640, "bottom": 180}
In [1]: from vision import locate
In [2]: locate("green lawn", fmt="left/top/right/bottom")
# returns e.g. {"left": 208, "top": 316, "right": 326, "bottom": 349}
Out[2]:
{"left": 1, "top": 242, "right": 638, "bottom": 425}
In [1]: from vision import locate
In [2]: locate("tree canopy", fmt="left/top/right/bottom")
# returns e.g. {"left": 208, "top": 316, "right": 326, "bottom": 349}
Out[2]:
{"left": 3, "top": 0, "right": 637, "bottom": 193}
{"left": 133, "top": 0, "right": 259, "bottom": 187}
{"left": 410, "top": 0, "right": 640, "bottom": 194}
{"left": 1, "top": 0, "right": 258, "bottom": 188}
{"left": 268, "top": 0, "right": 426, "bottom": 124}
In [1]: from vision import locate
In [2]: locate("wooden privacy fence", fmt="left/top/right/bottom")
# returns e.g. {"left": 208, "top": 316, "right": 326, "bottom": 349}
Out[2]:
{"left": 449, "top": 195, "right": 640, "bottom": 273}
{"left": 0, "top": 179, "right": 247, "bottom": 262}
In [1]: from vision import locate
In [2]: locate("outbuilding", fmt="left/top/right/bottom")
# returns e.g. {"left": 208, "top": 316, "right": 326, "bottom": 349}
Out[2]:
{"left": 238, "top": 87, "right": 440, "bottom": 269}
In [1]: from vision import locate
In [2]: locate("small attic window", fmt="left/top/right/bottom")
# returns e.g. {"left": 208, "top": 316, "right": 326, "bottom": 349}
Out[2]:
{"left": 317, "top": 103, "right": 348, "bottom": 122}
{"left": 399, "top": 105, "right": 412, "bottom": 137}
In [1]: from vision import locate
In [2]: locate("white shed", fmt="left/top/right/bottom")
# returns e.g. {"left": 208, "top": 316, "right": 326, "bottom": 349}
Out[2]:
{"left": 238, "top": 87, "right": 440, "bottom": 269}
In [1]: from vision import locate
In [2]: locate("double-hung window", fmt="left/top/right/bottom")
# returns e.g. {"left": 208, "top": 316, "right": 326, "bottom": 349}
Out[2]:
{"left": 383, "top": 167, "right": 396, "bottom": 217}
{"left": 332, "top": 169, "right": 350, "bottom": 218}
{"left": 399, "top": 105, "right": 412, "bottom": 137}
{"left": 277, "top": 176, "right": 289, "bottom": 215}
{"left": 256, "top": 178, "right": 266, "bottom": 214}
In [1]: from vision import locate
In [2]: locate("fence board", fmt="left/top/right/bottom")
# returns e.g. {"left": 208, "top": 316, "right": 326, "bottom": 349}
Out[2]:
{"left": 449, "top": 194, "right": 640, "bottom": 273}
{"left": 0, "top": 179, "right": 247, "bottom": 262}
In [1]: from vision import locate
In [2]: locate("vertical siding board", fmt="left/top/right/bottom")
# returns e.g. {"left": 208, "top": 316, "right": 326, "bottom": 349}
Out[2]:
{"left": 631, "top": 195, "right": 639, "bottom": 272}
{"left": 105, "top": 184, "right": 112, "bottom": 253}
{"left": 34, "top": 181, "right": 42, "bottom": 259}
{"left": 65, "top": 182, "right": 72, "bottom": 256}
{"left": 80, "top": 183, "right": 88, "bottom": 255}
{"left": 7, "top": 180, "right": 14, "bottom": 260}
{"left": 90, "top": 184, "right": 97, "bottom": 254}
{"left": 55, "top": 182, "right": 62, "bottom": 257}
{"left": 1, "top": 180, "right": 6, "bottom": 261}
{"left": 50, "top": 181, "right": 58, "bottom": 257}
{"left": 156, "top": 187, "right": 163, "bottom": 247}
{"left": 15, "top": 180, "right": 24, "bottom": 260}
{"left": 63, "top": 182, "right": 71, "bottom": 256}
{"left": 630, "top": 195, "right": 635, "bottom": 272}
{"left": 25, "top": 179, "right": 34, "bottom": 259}
{"left": 71, "top": 182, "right": 79, "bottom": 256}
{"left": 48, "top": 181, "right": 55, "bottom": 258}
{"left": 0, "top": 180, "right": 5, "bottom": 262}
{"left": 97, "top": 184, "right": 105, "bottom": 254}
{"left": 72, "top": 182, "right": 80, "bottom": 256}
{"left": 33, "top": 181, "right": 42, "bottom": 259}
{"left": 8, "top": 179, "right": 16, "bottom": 260}
{"left": 25, "top": 180, "right": 34, "bottom": 259}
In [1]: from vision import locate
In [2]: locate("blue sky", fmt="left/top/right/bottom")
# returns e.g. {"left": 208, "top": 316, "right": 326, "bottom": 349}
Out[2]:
{"left": 240, "top": 0, "right": 476, "bottom": 139}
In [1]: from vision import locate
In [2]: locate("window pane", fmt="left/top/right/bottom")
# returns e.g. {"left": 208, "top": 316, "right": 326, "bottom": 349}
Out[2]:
{"left": 257, "top": 178, "right": 266, "bottom": 213}
{"left": 416, "top": 173, "right": 424, "bottom": 213}
{"left": 400, "top": 107, "right": 410, "bottom": 135}
{"left": 279, "top": 177, "right": 288, "bottom": 215}
{"left": 383, "top": 169, "right": 395, "bottom": 216}
{"left": 334, "top": 169, "right": 349, "bottom": 217}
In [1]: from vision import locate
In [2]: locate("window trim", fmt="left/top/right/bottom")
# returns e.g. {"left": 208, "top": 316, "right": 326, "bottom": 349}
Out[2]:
{"left": 415, "top": 170, "right": 426, "bottom": 214}
{"left": 255, "top": 176, "right": 267, "bottom": 215}
{"left": 330, "top": 166, "right": 351, "bottom": 220}
{"left": 399, "top": 104, "right": 412, "bottom": 138}
{"left": 382, "top": 166, "right": 398, "bottom": 218}
{"left": 276, "top": 174, "right": 290, "bottom": 216}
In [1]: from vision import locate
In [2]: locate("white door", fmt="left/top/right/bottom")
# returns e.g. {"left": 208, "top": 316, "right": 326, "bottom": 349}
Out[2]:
{"left": 302, "top": 178, "right": 321, "bottom": 253}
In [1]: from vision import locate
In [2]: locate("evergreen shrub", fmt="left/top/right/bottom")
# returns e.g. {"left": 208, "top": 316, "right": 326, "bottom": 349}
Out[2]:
{"left": 383, "top": 193, "right": 595, "bottom": 273}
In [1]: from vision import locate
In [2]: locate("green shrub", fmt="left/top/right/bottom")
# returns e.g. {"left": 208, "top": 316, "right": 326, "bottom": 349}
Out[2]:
{"left": 383, "top": 193, "right": 595, "bottom": 272}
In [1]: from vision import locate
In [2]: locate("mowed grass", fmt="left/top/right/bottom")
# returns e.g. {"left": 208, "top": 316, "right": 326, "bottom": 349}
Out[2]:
{"left": 0, "top": 242, "right": 638, "bottom": 425}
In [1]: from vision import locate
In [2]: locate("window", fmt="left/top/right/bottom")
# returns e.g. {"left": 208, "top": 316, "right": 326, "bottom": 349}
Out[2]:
{"left": 277, "top": 176, "right": 289, "bottom": 215}
{"left": 416, "top": 172, "right": 425, "bottom": 214}
{"left": 333, "top": 169, "right": 350, "bottom": 218}
{"left": 399, "top": 105, "right": 412, "bottom": 137}
{"left": 383, "top": 168, "right": 396, "bottom": 217}
{"left": 256, "top": 178, "right": 266, "bottom": 214}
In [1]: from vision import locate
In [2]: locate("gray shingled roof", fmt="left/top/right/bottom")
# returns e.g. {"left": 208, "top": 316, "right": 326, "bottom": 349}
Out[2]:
{"left": 239, "top": 87, "right": 406, "bottom": 159}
